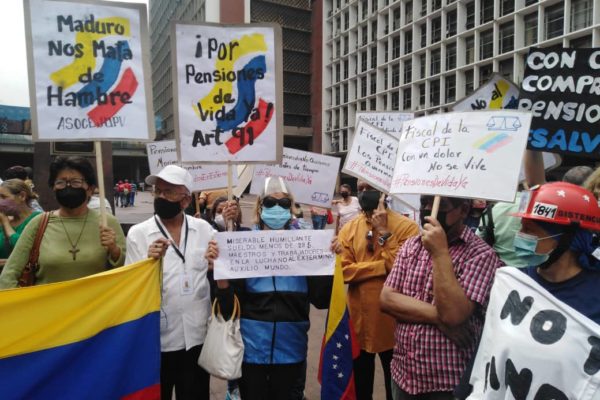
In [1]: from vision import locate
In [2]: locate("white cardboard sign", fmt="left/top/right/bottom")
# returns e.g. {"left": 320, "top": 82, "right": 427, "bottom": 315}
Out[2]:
{"left": 355, "top": 112, "right": 414, "bottom": 140}
{"left": 146, "top": 140, "right": 237, "bottom": 191}
{"left": 250, "top": 148, "right": 341, "bottom": 207}
{"left": 213, "top": 230, "right": 335, "bottom": 279}
{"left": 24, "top": 0, "right": 154, "bottom": 141}
{"left": 172, "top": 22, "right": 283, "bottom": 163}
{"left": 452, "top": 73, "right": 520, "bottom": 112}
{"left": 468, "top": 267, "right": 600, "bottom": 399}
{"left": 390, "top": 111, "right": 532, "bottom": 202}
{"left": 342, "top": 120, "right": 398, "bottom": 193}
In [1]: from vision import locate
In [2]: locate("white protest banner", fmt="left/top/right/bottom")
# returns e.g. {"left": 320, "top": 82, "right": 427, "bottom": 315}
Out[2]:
{"left": 355, "top": 112, "right": 414, "bottom": 139}
{"left": 468, "top": 267, "right": 600, "bottom": 399}
{"left": 250, "top": 148, "right": 341, "bottom": 207}
{"left": 172, "top": 22, "right": 283, "bottom": 163}
{"left": 213, "top": 230, "right": 335, "bottom": 279}
{"left": 24, "top": 0, "right": 154, "bottom": 141}
{"left": 342, "top": 120, "right": 397, "bottom": 193}
{"left": 390, "top": 111, "right": 532, "bottom": 202}
{"left": 452, "top": 73, "right": 520, "bottom": 112}
{"left": 146, "top": 140, "right": 237, "bottom": 191}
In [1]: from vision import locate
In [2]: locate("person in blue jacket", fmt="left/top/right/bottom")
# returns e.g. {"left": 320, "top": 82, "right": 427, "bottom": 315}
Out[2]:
{"left": 207, "top": 177, "right": 332, "bottom": 400}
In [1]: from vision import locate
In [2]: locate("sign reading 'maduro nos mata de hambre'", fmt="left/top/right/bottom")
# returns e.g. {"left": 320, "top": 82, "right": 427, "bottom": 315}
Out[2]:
{"left": 24, "top": 0, "right": 154, "bottom": 141}
{"left": 172, "top": 22, "right": 283, "bottom": 163}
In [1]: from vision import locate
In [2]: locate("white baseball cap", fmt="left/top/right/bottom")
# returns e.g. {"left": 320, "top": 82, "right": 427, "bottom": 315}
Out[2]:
{"left": 145, "top": 165, "right": 192, "bottom": 193}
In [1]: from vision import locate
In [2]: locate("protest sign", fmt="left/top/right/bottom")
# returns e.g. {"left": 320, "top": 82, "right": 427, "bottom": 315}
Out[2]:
{"left": 146, "top": 140, "right": 237, "bottom": 191}
{"left": 452, "top": 73, "right": 520, "bottom": 112}
{"left": 213, "top": 230, "right": 335, "bottom": 279}
{"left": 24, "top": 0, "right": 154, "bottom": 141}
{"left": 342, "top": 120, "right": 398, "bottom": 193}
{"left": 250, "top": 148, "right": 341, "bottom": 207}
{"left": 518, "top": 48, "right": 600, "bottom": 158}
{"left": 355, "top": 112, "right": 414, "bottom": 139}
{"left": 390, "top": 111, "right": 532, "bottom": 202}
{"left": 468, "top": 267, "right": 600, "bottom": 399}
{"left": 172, "top": 22, "right": 283, "bottom": 163}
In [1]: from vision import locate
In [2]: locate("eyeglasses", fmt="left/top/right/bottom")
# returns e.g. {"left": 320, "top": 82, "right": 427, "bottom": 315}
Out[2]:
{"left": 54, "top": 179, "right": 86, "bottom": 189}
{"left": 153, "top": 187, "right": 189, "bottom": 202}
{"left": 262, "top": 196, "right": 292, "bottom": 209}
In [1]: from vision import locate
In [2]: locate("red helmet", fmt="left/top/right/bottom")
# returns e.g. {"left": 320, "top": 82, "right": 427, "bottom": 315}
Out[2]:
{"left": 513, "top": 182, "right": 600, "bottom": 231}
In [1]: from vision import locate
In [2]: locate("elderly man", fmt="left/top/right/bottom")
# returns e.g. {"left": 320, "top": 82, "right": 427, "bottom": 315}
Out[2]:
{"left": 126, "top": 165, "right": 215, "bottom": 400}
{"left": 337, "top": 180, "right": 419, "bottom": 400}
{"left": 380, "top": 195, "right": 502, "bottom": 399}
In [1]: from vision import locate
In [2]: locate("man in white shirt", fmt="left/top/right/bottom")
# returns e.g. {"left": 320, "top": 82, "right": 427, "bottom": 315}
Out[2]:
{"left": 126, "top": 165, "right": 215, "bottom": 400}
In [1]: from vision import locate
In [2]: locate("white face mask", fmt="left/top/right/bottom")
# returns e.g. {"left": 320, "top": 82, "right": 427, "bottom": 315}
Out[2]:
{"left": 214, "top": 213, "right": 226, "bottom": 230}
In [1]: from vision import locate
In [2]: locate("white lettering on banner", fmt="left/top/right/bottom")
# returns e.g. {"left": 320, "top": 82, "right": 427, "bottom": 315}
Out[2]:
{"left": 213, "top": 230, "right": 335, "bottom": 279}
{"left": 467, "top": 268, "right": 600, "bottom": 400}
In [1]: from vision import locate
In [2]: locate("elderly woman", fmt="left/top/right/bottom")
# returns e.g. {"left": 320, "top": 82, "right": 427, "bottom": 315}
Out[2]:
{"left": 0, "top": 156, "right": 125, "bottom": 287}
{"left": 0, "top": 179, "right": 42, "bottom": 264}
{"left": 207, "top": 177, "right": 332, "bottom": 400}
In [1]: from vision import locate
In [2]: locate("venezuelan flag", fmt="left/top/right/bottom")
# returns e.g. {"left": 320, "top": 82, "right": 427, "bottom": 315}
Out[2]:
{"left": 319, "top": 256, "right": 360, "bottom": 400}
{"left": 0, "top": 259, "right": 161, "bottom": 400}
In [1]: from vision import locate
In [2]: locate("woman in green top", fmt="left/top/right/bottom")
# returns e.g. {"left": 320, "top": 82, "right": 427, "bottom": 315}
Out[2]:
{"left": 0, "top": 179, "right": 41, "bottom": 264}
{"left": 0, "top": 156, "right": 126, "bottom": 287}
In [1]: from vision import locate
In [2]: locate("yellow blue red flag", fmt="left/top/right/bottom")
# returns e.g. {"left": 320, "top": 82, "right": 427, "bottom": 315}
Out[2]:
{"left": 319, "top": 256, "right": 360, "bottom": 399}
{"left": 0, "top": 259, "right": 161, "bottom": 400}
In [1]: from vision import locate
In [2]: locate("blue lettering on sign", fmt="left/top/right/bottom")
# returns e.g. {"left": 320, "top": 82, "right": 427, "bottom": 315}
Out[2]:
{"left": 529, "top": 128, "right": 600, "bottom": 154}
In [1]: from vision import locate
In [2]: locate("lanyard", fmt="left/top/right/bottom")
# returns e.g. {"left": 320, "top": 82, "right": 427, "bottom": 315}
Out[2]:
{"left": 154, "top": 215, "right": 188, "bottom": 264}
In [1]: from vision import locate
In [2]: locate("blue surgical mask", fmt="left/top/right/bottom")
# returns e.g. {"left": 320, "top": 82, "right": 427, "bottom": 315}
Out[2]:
{"left": 513, "top": 232, "right": 561, "bottom": 266}
{"left": 261, "top": 205, "right": 291, "bottom": 229}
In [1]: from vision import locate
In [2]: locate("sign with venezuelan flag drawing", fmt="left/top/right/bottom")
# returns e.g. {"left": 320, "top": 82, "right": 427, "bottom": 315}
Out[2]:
{"left": 172, "top": 22, "right": 283, "bottom": 164}
{"left": 0, "top": 259, "right": 161, "bottom": 399}
{"left": 390, "top": 111, "right": 532, "bottom": 202}
{"left": 23, "top": 0, "right": 154, "bottom": 141}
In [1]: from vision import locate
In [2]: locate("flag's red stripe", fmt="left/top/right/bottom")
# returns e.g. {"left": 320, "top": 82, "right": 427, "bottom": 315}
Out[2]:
{"left": 87, "top": 67, "right": 138, "bottom": 125}
{"left": 225, "top": 98, "right": 273, "bottom": 155}
{"left": 121, "top": 383, "right": 160, "bottom": 400}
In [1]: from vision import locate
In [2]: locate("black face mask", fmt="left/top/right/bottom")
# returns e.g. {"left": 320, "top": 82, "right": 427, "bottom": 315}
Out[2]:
{"left": 154, "top": 197, "right": 182, "bottom": 220}
{"left": 358, "top": 190, "right": 380, "bottom": 212}
{"left": 340, "top": 192, "right": 349, "bottom": 199}
{"left": 55, "top": 187, "right": 88, "bottom": 209}
{"left": 420, "top": 209, "right": 451, "bottom": 232}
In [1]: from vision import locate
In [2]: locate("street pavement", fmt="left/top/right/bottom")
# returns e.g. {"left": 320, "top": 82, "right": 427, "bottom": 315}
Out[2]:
{"left": 116, "top": 191, "right": 386, "bottom": 400}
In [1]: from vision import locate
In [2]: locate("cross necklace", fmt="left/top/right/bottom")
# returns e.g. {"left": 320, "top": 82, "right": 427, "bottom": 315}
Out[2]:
{"left": 58, "top": 210, "right": 89, "bottom": 261}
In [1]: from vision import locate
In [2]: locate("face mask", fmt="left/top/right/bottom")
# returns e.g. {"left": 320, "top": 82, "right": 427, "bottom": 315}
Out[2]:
{"left": 513, "top": 232, "right": 560, "bottom": 266}
{"left": 358, "top": 190, "right": 380, "bottom": 212}
{"left": 420, "top": 209, "right": 451, "bottom": 232}
{"left": 55, "top": 187, "right": 88, "bottom": 209}
{"left": 261, "top": 205, "right": 291, "bottom": 229}
{"left": 154, "top": 197, "right": 182, "bottom": 220}
{"left": 340, "top": 192, "right": 349, "bottom": 199}
{"left": 214, "top": 213, "right": 226, "bottom": 230}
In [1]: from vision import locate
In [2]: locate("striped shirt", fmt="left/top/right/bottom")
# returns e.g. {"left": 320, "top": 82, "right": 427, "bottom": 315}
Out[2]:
{"left": 384, "top": 227, "right": 502, "bottom": 394}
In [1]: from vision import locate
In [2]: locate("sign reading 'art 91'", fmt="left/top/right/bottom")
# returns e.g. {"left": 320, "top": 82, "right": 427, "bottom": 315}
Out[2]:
{"left": 24, "top": 0, "right": 155, "bottom": 141}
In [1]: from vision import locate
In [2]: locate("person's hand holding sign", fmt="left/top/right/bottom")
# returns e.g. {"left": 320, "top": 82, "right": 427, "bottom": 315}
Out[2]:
{"left": 421, "top": 215, "right": 449, "bottom": 258}
{"left": 370, "top": 193, "right": 390, "bottom": 237}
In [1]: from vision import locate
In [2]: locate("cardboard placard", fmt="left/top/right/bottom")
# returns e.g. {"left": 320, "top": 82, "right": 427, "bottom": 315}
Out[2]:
{"left": 452, "top": 73, "right": 520, "bottom": 112}
{"left": 355, "top": 111, "right": 414, "bottom": 139}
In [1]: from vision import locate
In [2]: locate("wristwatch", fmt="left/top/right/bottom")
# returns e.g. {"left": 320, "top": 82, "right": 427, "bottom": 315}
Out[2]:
{"left": 378, "top": 232, "right": 393, "bottom": 246}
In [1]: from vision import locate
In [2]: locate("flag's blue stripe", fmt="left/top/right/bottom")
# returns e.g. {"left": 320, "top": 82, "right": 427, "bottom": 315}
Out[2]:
{"left": 321, "top": 309, "right": 355, "bottom": 399}
{"left": 0, "top": 312, "right": 160, "bottom": 400}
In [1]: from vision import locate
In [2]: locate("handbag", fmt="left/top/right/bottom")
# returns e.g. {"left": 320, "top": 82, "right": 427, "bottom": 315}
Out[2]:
{"left": 18, "top": 212, "right": 50, "bottom": 287}
{"left": 198, "top": 295, "right": 244, "bottom": 380}
{"left": 326, "top": 209, "right": 334, "bottom": 225}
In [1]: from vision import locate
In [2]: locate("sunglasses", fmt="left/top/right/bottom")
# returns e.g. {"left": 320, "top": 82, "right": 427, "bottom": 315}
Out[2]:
{"left": 262, "top": 196, "right": 292, "bottom": 209}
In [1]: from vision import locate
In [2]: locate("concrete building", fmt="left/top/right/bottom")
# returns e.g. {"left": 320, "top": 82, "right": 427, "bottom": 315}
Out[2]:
{"left": 322, "top": 0, "right": 599, "bottom": 156}
{"left": 150, "top": 0, "right": 320, "bottom": 151}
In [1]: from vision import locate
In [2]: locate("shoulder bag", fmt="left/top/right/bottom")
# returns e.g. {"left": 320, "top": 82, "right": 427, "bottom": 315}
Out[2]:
{"left": 18, "top": 212, "right": 50, "bottom": 287}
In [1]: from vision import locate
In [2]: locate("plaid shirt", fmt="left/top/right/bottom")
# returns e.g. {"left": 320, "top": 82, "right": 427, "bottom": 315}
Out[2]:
{"left": 384, "top": 227, "right": 502, "bottom": 394}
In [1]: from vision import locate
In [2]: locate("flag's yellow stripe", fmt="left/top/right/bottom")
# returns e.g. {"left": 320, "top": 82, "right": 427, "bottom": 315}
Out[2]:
{"left": 325, "top": 256, "right": 347, "bottom": 342}
{"left": 0, "top": 258, "right": 160, "bottom": 359}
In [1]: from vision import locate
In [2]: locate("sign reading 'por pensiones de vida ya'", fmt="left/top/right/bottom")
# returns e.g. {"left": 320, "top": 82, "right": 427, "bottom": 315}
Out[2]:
{"left": 172, "top": 22, "right": 284, "bottom": 164}
{"left": 250, "top": 148, "right": 341, "bottom": 207}
{"left": 390, "top": 111, "right": 532, "bottom": 202}
{"left": 23, "top": 0, "right": 154, "bottom": 141}
{"left": 146, "top": 140, "right": 238, "bottom": 191}
{"left": 518, "top": 48, "right": 600, "bottom": 159}
{"left": 213, "top": 230, "right": 335, "bottom": 280}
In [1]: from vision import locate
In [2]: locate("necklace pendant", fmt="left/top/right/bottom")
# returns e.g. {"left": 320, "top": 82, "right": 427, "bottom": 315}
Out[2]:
{"left": 69, "top": 245, "right": 80, "bottom": 261}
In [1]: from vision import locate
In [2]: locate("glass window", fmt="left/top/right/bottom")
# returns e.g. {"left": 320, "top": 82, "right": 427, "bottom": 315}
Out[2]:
{"left": 465, "top": 36, "right": 475, "bottom": 64}
{"left": 370, "top": 98, "right": 376, "bottom": 110}
{"left": 446, "top": 43, "right": 457, "bottom": 70}
{"left": 370, "top": 72, "right": 377, "bottom": 94}
{"left": 403, "top": 88, "right": 412, "bottom": 110}
{"left": 404, "top": 59, "right": 412, "bottom": 84}
{"left": 420, "top": 0, "right": 427, "bottom": 16}
{"left": 430, "top": 79, "right": 440, "bottom": 106}
{"left": 335, "top": 87, "right": 340, "bottom": 105}
{"left": 344, "top": 60, "right": 349, "bottom": 79}
{"left": 446, "top": 75, "right": 456, "bottom": 103}
{"left": 393, "top": 8, "right": 401, "bottom": 30}
{"left": 405, "top": 1, "right": 413, "bottom": 23}
{"left": 479, "top": 64, "right": 493, "bottom": 86}
{"left": 431, "top": 49, "right": 441, "bottom": 75}
{"left": 433, "top": 0, "right": 441, "bottom": 11}
{"left": 344, "top": 12, "right": 350, "bottom": 30}
{"left": 362, "top": 26, "right": 368, "bottom": 45}
{"left": 343, "top": 83, "right": 349, "bottom": 102}
{"left": 392, "top": 91, "right": 400, "bottom": 109}
{"left": 570, "top": 35, "right": 592, "bottom": 48}
{"left": 335, "top": 64, "right": 341, "bottom": 82}
{"left": 361, "top": 0, "right": 368, "bottom": 19}
{"left": 361, "top": 76, "right": 367, "bottom": 97}
{"left": 466, "top": 2, "right": 475, "bottom": 29}
{"left": 545, "top": 4, "right": 564, "bottom": 40}
{"left": 384, "top": 68, "right": 389, "bottom": 89}
{"left": 499, "top": 22, "right": 514, "bottom": 53}
{"left": 446, "top": 10, "right": 457, "bottom": 37}
{"left": 371, "top": 47, "right": 377, "bottom": 68}
{"left": 499, "top": 58, "right": 513, "bottom": 80}
{"left": 465, "top": 69, "right": 474, "bottom": 94}
{"left": 404, "top": 30, "right": 413, "bottom": 54}
{"left": 371, "top": 20, "right": 377, "bottom": 41}
{"left": 420, "top": 53, "right": 426, "bottom": 78}
{"left": 525, "top": 0, "right": 537, "bottom": 5}
{"left": 361, "top": 51, "right": 367, "bottom": 72}
{"left": 419, "top": 83, "right": 426, "bottom": 106}
{"left": 393, "top": 36, "right": 401, "bottom": 59}
{"left": 480, "top": 29, "right": 493, "bottom": 59}
{"left": 392, "top": 64, "right": 400, "bottom": 87}
{"left": 524, "top": 13, "right": 538, "bottom": 46}
{"left": 480, "top": 0, "right": 494, "bottom": 23}
{"left": 432, "top": 17, "right": 442, "bottom": 43}
{"left": 501, "top": 0, "right": 514, "bottom": 16}
{"left": 420, "top": 24, "right": 427, "bottom": 47}
{"left": 571, "top": 0, "right": 593, "bottom": 32}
